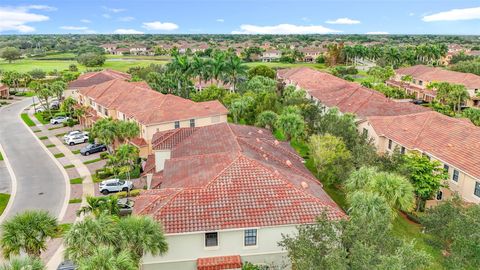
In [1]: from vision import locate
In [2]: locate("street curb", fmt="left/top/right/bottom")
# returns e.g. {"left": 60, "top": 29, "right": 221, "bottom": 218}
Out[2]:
{"left": 21, "top": 101, "right": 71, "bottom": 222}
{"left": 0, "top": 144, "right": 17, "bottom": 224}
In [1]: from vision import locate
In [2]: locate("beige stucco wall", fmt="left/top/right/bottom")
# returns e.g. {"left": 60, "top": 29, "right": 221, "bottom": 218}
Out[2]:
{"left": 359, "top": 119, "right": 480, "bottom": 204}
{"left": 142, "top": 225, "right": 294, "bottom": 270}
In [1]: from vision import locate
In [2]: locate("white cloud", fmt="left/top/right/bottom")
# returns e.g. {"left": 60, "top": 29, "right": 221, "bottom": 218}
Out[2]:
{"left": 119, "top": 16, "right": 135, "bottom": 22}
{"left": 231, "top": 24, "right": 341, "bottom": 34}
{"left": 102, "top": 14, "right": 111, "bottom": 19}
{"left": 409, "top": 12, "right": 415, "bottom": 16}
{"left": 422, "top": 6, "right": 480, "bottom": 22}
{"left": 102, "top": 6, "right": 126, "bottom": 13}
{"left": 366, "top": 31, "right": 389, "bottom": 35}
{"left": 24, "top": 5, "right": 57, "bottom": 11}
{"left": 142, "top": 21, "right": 179, "bottom": 31}
{"left": 216, "top": 18, "right": 224, "bottom": 23}
{"left": 80, "top": 19, "right": 91, "bottom": 23}
{"left": 60, "top": 26, "right": 88, "bottom": 30}
{"left": 325, "top": 17, "right": 361, "bottom": 25}
{"left": 113, "top": 28, "right": 144, "bottom": 34}
{"left": 0, "top": 6, "right": 50, "bottom": 33}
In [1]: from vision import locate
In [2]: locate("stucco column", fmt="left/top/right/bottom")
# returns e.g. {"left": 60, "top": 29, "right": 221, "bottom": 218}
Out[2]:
{"left": 146, "top": 173, "right": 153, "bottom": 190}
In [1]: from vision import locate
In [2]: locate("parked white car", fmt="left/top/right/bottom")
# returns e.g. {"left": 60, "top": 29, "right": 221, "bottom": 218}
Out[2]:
{"left": 64, "top": 134, "right": 89, "bottom": 146}
{"left": 63, "top": 130, "right": 89, "bottom": 141}
{"left": 50, "top": 116, "right": 69, "bottom": 125}
{"left": 99, "top": 179, "right": 134, "bottom": 195}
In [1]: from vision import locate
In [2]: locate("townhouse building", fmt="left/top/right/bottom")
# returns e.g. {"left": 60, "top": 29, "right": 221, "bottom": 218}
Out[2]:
{"left": 73, "top": 78, "right": 228, "bottom": 157}
{"left": 135, "top": 123, "right": 345, "bottom": 269}
{"left": 278, "top": 67, "right": 480, "bottom": 204}
{"left": 387, "top": 65, "right": 480, "bottom": 107}
{"left": 261, "top": 50, "right": 281, "bottom": 62}
{"left": 67, "top": 69, "right": 131, "bottom": 99}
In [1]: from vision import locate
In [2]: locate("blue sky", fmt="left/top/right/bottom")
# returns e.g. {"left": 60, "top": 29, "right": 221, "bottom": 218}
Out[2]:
{"left": 1, "top": 0, "right": 480, "bottom": 35}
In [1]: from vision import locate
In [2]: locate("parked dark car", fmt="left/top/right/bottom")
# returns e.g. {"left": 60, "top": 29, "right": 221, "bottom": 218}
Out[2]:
{"left": 80, "top": 143, "right": 107, "bottom": 156}
{"left": 118, "top": 198, "right": 134, "bottom": 216}
{"left": 57, "top": 260, "right": 76, "bottom": 270}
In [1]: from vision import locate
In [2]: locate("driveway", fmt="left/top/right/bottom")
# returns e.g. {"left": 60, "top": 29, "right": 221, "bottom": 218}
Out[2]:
{"left": 0, "top": 98, "right": 67, "bottom": 220}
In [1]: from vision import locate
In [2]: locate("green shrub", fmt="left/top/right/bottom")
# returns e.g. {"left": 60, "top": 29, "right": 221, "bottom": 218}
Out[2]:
{"left": 100, "top": 152, "right": 109, "bottom": 159}
{"left": 54, "top": 153, "right": 65, "bottom": 158}
{"left": 69, "top": 178, "right": 83, "bottom": 184}
{"left": 63, "top": 164, "right": 75, "bottom": 169}
{"left": 115, "top": 189, "right": 141, "bottom": 198}
{"left": 68, "top": 198, "right": 82, "bottom": 204}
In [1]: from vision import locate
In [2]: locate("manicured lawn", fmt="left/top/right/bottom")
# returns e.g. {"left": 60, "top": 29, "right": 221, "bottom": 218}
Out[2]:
{"left": 71, "top": 149, "right": 80, "bottom": 155}
{"left": 24, "top": 91, "right": 36, "bottom": 97}
{"left": 70, "top": 177, "right": 83, "bottom": 184}
{"left": 48, "top": 126, "right": 63, "bottom": 131}
{"left": 63, "top": 164, "right": 75, "bottom": 169}
{"left": 20, "top": 113, "right": 35, "bottom": 127}
{"left": 46, "top": 144, "right": 55, "bottom": 148}
{"left": 33, "top": 113, "right": 49, "bottom": 125}
{"left": 54, "top": 153, "right": 65, "bottom": 158}
{"left": 0, "top": 151, "right": 3, "bottom": 161}
{"left": 0, "top": 193, "right": 11, "bottom": 216}
{"left": 55, "top": 132, "right": 67, "bottom": 137}
{"left": 38, "top": 136, "right": 48, "bottom": 140}
{"left": 33, "top": 130, "right": 42, "bottom": 133}
{"left": 92, "top": 174, "right": 103, "bottom": 183}
{"left": 0, "top": 58, "right": 166, "bottom": 73}
{"left": 68, "top": 198, "right": 82, "bottom": 204}
{"left": 83, "top": 158, "right": 102, "bottom": 165}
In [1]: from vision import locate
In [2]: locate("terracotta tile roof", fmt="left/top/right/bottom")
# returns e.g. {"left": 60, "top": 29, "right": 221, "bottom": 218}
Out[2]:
{"left": 78, "top": 79, "right": 228, "bottom": 125}
{"left": 197, "top": 255, "right": 242, "bottom": 270}
{"left": 395, "top": 65, "right": 480, "bottom": 89}
{"left": 68, "top": 70, "right": 131, "bottom": 88}
{"left": 278, "top": 67, "right": 430, "bottom": 118}
{"left": 367, "top": 111, "right": 480, "bottom": 179}
{"left": 134, "top": 123, "right": 345, "bottom": 234}
{"left": 129, "top": 137, "right": 148, "bottom": 147}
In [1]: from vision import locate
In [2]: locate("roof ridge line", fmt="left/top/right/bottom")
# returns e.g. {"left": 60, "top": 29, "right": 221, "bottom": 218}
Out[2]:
{"left": 204, "top": 153, "right": 242, "bottom": 188}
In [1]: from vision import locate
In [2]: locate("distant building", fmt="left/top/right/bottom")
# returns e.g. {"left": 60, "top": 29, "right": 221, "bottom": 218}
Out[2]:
{"left": 129, "top": 44, "right": 154, "bottom": 56}
{"left": 135, "top": 123, "right": 345, "bottom": 269}
{"left": 100, "top": 43, "right": 117, "bottom": 53}
{"left": 261, "top": 50, "right": 281, "bottom": 62}
{"left": 67, "top": 69, "right": 131, "bottom": 99}
{"left": 299, "top": 47, "right": 324, "bottom": 62}
{"left": 387, "top": 65, "right": 480, "bottom": 106}
{"left": 0, "top": 84, "right": 9, "bottom": 99}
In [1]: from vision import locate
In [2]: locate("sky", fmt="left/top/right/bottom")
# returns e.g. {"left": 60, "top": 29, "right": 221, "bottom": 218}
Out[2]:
{"left": 1, "top": 0, "right": 480, "bottom": 35}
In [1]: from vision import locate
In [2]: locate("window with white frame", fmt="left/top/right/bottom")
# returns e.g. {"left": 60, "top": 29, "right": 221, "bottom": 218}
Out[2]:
{"left": 388, "top": 139, "right": 392, "bottom": 150}
{"left": 174, "top": 121, "right": 180, "bottom": 129}
{"left": 244, "top": 229, "right": 257, "bottom": 246}
{"left": 190, "top": 119, "right": 195, "bottom": 128}
{"left": 475, "top": 182, "right": 480, "bottom": 197}
{"left": 205, "top": 232, "right": 218, "bottom": 247}
{"left": 452, "top": 169, "right": 459, "bottom": 182}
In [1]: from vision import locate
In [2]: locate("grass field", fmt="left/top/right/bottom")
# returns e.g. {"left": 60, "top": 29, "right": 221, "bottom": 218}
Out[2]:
{"left": 0, "top": 193, "right": 11, "bottom": 216}
{"left": 0, "top": 58, "right": 167, "bottom": 73}
{"left": 20, "top": 113, "right": 35, "bottom": 127}
{"left": 1, "top": 56, "right": 325, "bottom": 74}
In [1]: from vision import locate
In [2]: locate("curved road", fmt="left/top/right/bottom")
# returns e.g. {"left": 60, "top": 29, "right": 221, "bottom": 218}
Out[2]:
{"left": 0, "top": 98, "right": 66, "bottom": 220}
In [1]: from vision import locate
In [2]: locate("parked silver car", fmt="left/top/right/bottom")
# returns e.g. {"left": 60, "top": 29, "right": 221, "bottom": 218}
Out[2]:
{"left": 99, "top": 179, "right": 134, "bottom": 195}
{"left": 50, "top": 116, "right": 69, "bottom": 125}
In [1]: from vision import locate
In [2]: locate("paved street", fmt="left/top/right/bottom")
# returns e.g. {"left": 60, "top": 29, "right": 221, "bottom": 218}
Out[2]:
{"left": 0, "top": 98, "right": 67, "bottom": 220}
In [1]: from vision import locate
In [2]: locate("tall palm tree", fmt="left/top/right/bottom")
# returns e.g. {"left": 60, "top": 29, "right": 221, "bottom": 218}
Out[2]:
{"left": 64, "top": 215, "right": 118, "bottom": 263}
{"left": 76, "top": 246, "right": 137, "bottom": 270}
{"left": 211, "top": 51, "right": 227, "bottom": 83}
{"left": 117, "top": 216, "right": 169, "bottom": 260}
{"left": 1, "top": 211, "right": 58, "bottom": 259}
{"left": 116, "top": 121, "right": 140, "bottom": 145}
{"left": 169, "top": 54, "right": 193, "bottom": 98}
{"left": 229, "top": 96, "right": 253, "bottom": 123}
{"left": 90, "top": 118, "right": 117, "bottom": 152}
{"left": 0, "top": 256, "right": 45, "bottom": 270}
{"left": 76, "top": 196, "right": 120, "bottom": 218}
{"left": 225, "top": 55, "right": 248, "bottom": 92}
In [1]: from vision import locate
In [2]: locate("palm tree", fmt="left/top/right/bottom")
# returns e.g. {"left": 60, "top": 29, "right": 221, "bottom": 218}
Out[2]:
{"left": 275, "top": 111, "right": 305, "bottom": 141}
{"left": 224, "top": 55, "right": 248, "bottom": 92}
{"left": 117, "top": 216, "right": 168, "bottom": 260}
{"left": 229, "top": 96, "right": 253, "bottom": 123}
{"left": 1, "top": 211, "right": 58, "bottom": 258}
{"left": 76, "top": 246, "right": 137, "bottom": 270}
{"left": 116, "top": 121, "right": 140, "bottom": 145}
{"left": 107, "top": 144, "right": 139, "bottom": 178}
{"left": 255, "top": 110, "right": 278, "bottom": 130}
{"left": 90, "top": 118, "right": 117, "bottom": 152}
{"left": 0, "top": 256, "right": 45, "bottom": 270}
{"left": 76, "top": 196, "right": 120, "bottom": 217}
{"left": 50, "top": 81, "right": 67, "bottom": 102}
{"left": 64, "top": 215, "right": 118, "bottom": 263}
{"left": 169, "top": 54, "right": 193, "bottom": 98}
{"left": 211, "top": 51, "right": 227, "bottom": 83}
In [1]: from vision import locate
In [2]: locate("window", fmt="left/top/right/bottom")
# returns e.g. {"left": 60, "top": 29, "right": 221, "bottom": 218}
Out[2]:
{"left": 444, "top": 164, "right": 449, "bottom": 173}
{"left": 244, "top": 229, "right": 257, "bottom": 246}
{"left": 362, "top": 128, "right": 368, "bottom": 137}
{"left": 174, "top": 121, "right": 180, "bottom": 129}
{"left": 205, "top": 232, "right": 218, "bottom": 247}
{"left": 475, "top": 182, "right": 480, "bottom": 197}
{"left": 400, "top": 146, "right": 406, "bottom": 155}
{"left": 190, "top": 119, "right": 195, "bottom": 128}
{"left": 436, "top": 191, "right": 443, "bottom": 200}
{"left": 418, "top": 80, "right": 423, "bottom": 86}
{"left": 452, "top": 169, "right": 459, "bottom": 182}
{"left": 388, "top": 139, "right": 392, "bottom": 150}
